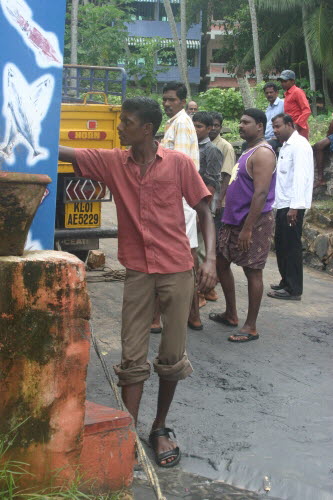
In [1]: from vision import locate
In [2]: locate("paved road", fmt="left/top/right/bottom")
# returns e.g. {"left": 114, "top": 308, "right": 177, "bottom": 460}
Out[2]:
{"left": 86, "top": 203, "right": 333, "bottom": 500}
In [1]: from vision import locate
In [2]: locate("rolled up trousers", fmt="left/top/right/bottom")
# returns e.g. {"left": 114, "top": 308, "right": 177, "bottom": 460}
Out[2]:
{"left": 114, "top": 268, "right": 194, "bottom": 386}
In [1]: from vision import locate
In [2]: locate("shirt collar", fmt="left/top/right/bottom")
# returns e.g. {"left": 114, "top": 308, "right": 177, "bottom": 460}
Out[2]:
{"left": 285, "top": 130, "right": 299, "bottom": 145}
{"left": 285, "top": 84, "right": 296, "bottom": 96}
{"left": 198, "top": 137, "right": 210, "bottom": 145}
{"left": 125, "top": 141, "right": 164, "bottom": 165}
{"left": 272, "top": 97, "right": 281, "bottom": 106}
{"left": 166, "top": 108, "right": 186, "bottom": 125}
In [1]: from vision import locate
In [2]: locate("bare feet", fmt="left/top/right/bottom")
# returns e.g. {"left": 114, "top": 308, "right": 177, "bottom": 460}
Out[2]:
{"left": 204, "top": 288, "right": 218, "bottom": 301}
{"left": 198, "top": 293, "right": 207, "bottom": 308}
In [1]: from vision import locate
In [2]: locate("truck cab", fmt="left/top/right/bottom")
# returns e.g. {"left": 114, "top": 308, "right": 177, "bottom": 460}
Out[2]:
{"left": 54, "top": 64, "right": 126, "bottom": 260}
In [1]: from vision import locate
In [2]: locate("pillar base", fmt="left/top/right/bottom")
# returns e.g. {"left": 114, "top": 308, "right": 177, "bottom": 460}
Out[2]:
{"left": 80, "top": 401, "right": 136, "bottom": 492}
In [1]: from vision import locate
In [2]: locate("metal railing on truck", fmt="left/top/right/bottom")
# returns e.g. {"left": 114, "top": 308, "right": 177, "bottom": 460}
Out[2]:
{"left": 62, "top": 64, "right": 127, "bottom": 103}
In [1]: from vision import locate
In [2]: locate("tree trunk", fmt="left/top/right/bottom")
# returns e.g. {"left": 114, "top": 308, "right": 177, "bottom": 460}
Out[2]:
{"left": 70, "top": 0, "right": 79, "bottom": 92}
{"left": 236, "top": 67, "right": 254, "bottom": 108}
{"left": 322, "top": 67, "right": 333, "bottom": 109}
{"left": 180, "top": 0, "right": 191, "bottom": 98}
{"left": 164, "top": 0, "right": 190, "bottom": 96}
{"left": 248, "top": 0, "right": 263, "bottom": 83}
{"left": 71, "top": 0, "right": 79, "bottom": 65}
{"left": 302, "top": 5, "right": 317, "bottom": 115}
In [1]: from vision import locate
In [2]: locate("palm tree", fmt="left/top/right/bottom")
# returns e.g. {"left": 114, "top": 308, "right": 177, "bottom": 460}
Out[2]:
{"left": 248, "top": 0, "right": 263, "bottom": 83}
{"left": 164, "top": 0, "right": 191, "bottom": 97}
{"left": 71, "top": 0, "right": 79, "bottom": 65}
{"left": 257, "top": 0, "right": 333, "bottom": 108}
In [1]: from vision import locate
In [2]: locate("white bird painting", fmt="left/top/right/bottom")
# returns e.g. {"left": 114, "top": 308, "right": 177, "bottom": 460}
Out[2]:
{"left": 0, "top": 63, "right": 54, "bottom": 167}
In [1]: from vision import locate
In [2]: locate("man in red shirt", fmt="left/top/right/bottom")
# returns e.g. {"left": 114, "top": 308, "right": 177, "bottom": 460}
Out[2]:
{"left": 59, "top": 97, "right": 217, "bottom": 468}
{"left": 277, "top": 70, "right": 311, "bottom": 139}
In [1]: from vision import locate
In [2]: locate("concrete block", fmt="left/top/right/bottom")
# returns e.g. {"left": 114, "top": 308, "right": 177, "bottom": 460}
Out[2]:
{"left": 80, "top": 401, "right": 135, "bottom": 492}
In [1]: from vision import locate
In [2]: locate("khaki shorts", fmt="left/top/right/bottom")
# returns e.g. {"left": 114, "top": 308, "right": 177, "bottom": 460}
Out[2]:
{"left": 114, "top": 269, "right": 194, "bottom": 386}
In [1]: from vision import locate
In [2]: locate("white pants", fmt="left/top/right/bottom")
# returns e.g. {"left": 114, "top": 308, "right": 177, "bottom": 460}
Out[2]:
{"left": 183, "top": 198, "right": 197, "bottom": 249}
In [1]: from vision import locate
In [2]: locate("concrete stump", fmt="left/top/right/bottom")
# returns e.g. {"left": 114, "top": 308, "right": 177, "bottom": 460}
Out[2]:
{"left": 0, "top": 251, "right": 91, "bottom": 487}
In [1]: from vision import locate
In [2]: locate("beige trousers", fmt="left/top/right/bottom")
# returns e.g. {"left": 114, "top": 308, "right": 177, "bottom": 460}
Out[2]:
{"left": 114, "top": 269, "right": 194, "bottom": 386}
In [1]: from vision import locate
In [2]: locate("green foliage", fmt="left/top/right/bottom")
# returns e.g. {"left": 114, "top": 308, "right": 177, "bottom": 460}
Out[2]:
{"left": 124, "top": 39, "right": 169, "bottom": 94}
{"left": 308, "top": 113, "right": 332, "bottom": 145}
{"left": 197, "top": 88, "right": 244, "bottom": 119}
{"left": 295, "top": 77, "right": 323, "bottom": 103}
{"left": 64, "top": 2, "right": 132, "bottom": 66}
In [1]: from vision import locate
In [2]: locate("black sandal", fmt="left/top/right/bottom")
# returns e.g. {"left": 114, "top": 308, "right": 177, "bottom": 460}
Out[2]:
{"left": 149, "top": 427, "right": 181, "bottom": 468}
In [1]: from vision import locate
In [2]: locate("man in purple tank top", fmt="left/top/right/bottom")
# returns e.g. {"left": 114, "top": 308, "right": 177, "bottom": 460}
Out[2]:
{"left": 209, "top": 109, "right": 276, "bottom": 342}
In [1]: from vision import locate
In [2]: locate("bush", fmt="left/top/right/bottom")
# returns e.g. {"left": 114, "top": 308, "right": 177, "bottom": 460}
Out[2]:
{"left": 197, "top": 88, "right": 244, "bottom": 119}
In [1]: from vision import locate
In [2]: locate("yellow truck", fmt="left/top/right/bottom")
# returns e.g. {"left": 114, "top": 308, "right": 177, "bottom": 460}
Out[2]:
{"left": 54, "top": 64, "right": 126, "bottom": 260}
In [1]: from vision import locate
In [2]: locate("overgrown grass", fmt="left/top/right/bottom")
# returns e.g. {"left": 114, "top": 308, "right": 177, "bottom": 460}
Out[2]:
{"left": 0, "top": 432, "right": 129, "bottom": 500}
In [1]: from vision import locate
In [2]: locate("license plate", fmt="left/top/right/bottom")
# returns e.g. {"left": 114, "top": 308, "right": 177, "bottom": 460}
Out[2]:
{"left": 65, "top": 201, "right": 101, "bottom": 228}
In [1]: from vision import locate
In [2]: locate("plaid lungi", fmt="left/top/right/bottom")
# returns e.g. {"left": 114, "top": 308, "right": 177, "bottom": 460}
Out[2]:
{"left": 218, "top": 211, "right": 274, "bottom": 270}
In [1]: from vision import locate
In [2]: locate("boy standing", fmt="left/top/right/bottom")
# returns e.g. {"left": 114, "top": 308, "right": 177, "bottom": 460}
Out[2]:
{"left": 192, "top": 111, "right": 223, "bottom": 309}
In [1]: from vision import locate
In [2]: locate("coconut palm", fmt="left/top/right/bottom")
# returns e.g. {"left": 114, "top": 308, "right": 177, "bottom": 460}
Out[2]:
{"left": 257, "top": 0, "right": 333, "bottom": 107}
{"left": 248, "top": 0, "right": 263, "bottom": 83}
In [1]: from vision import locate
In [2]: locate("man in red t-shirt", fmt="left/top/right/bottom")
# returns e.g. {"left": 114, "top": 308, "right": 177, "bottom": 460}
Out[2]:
{"left": 59, "top": 97, "right": 217, "bottom": 468}
{"left": 277, "top": 70, "right": 311, "bottom": 140}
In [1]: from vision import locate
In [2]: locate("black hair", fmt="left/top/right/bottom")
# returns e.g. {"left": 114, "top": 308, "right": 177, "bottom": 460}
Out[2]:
{"left": 263, "top": 82, "right": 279, "bottom": 92}
{"left": 243, "top": 108, "right": 267, "bottom": 133}
{"left": 209, "top": 111, "right": 224, "bottom": 125}
{"left": 271, "top": 113, "right": 294, "bottom": 126}
{"left": 192, "top": 111, "right": 213, "bottom": 127}
{"left": 162, "top": 81, "right": 187, "bottom": 100}
{"left": 122, "top": 97, "right": 162, "bottom": 135}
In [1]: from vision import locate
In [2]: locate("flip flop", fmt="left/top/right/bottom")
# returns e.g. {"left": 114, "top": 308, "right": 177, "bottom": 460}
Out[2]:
{"left": 228, "top": 332, "right": 259, "bottom": 342}
{"left": 149, "top": 427, "right": 181, "bottom": 468}
{"left": 208, "top": 312, "right": 238, "bottom": 327}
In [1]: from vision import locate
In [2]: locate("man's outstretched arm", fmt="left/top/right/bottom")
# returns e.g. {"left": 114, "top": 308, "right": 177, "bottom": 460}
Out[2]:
{"left": 59, "top": 146, "right": 78, "bottom": 166}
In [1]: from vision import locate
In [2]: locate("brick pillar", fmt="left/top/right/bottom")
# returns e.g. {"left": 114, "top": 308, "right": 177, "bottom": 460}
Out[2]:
{"left": 0, "top": 251, "right": 91, "bottom": 487}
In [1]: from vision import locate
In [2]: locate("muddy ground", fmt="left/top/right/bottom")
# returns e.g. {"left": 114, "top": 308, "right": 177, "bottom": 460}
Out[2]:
{"left": 86, "top": 203, "right": 333, "bottom": 500}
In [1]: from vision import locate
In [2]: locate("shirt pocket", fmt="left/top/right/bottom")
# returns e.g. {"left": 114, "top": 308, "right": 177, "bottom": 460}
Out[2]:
{"left": 279, "top": 157, "right": 292, "bottom": 174}
{"left": 153, "top": 180, "right": 177, "bottom": 207}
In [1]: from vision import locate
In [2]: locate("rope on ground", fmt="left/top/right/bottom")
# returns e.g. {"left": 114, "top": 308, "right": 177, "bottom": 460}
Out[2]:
{"left": 91, "top": 329, "right": 167, "bottom": 500}
{"left": 86, "top": 267, "right": 126, "bottom": 283}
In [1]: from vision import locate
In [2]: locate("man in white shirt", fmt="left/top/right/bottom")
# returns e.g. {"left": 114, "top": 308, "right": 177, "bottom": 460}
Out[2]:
{"left": 264, "top": 83, "right": 284, "bottom": 140}
{"left": 268, "top": 113, "right": 314, "bottom": 300}
{"left": 151, "top": 81, "right": 203, "bottom": 331}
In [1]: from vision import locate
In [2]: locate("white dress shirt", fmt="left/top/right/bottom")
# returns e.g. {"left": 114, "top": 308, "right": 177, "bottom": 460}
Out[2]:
{"left": 273, "top": 130, "right": 314, "bottom": 210}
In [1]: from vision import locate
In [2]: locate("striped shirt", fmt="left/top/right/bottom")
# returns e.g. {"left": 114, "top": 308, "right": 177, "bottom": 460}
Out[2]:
{"left": 161, "top": 109, "right": 199, "bottom": 170}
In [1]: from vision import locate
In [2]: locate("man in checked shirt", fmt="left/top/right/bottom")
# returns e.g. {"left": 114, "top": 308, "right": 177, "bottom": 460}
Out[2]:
{"left": 151, "top": 82, "right": 204, "bottom": 332}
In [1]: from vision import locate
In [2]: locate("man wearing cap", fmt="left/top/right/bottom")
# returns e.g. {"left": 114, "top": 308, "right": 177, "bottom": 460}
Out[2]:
{"left": 277, "top": 70, "right": 311, "bottom": 140}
